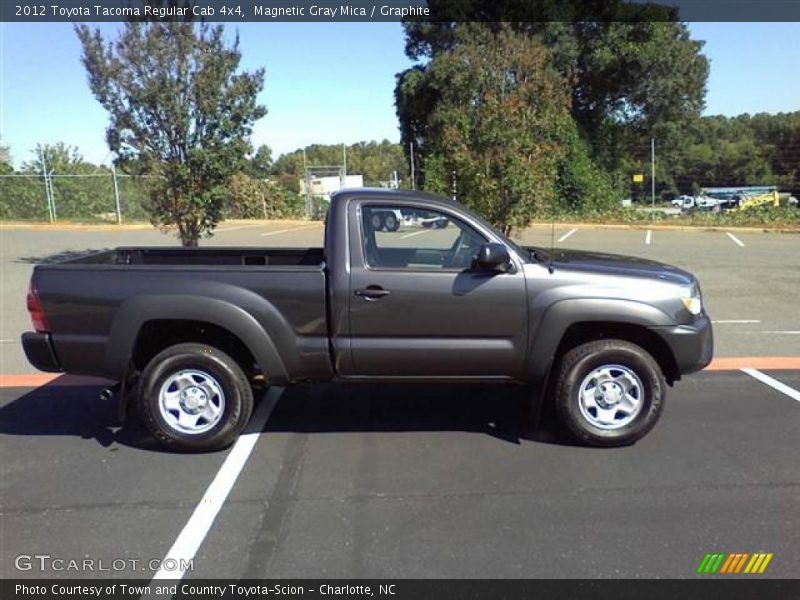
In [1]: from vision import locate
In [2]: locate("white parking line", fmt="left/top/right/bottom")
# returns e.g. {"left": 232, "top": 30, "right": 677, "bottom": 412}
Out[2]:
{"left": 401, "top": 229, "right": 431, "bottom": 239}
{"left": 712, "top": 320, "right": 761, "bottom": 324}
{"left": 739, "top": 330, "right": 800, "bottom": 335}
{"left": 645, "top": 230, "right": 652, "bottom": 245}
{"left": 260, "top": 224, "right": 320, "bottom": 237}
{"left": 742, "top": 369, "right": 800, "bottom": 403}
{"left": 726, "top": 232, "right": 745, "bottom": 247}
{"left": 216, "top": 223, "right": 269, "bottom": 232}
{"left": 151, "top": 387, "right": 283, "bottom": 581}
{"left": 558, "top": 228, "right": 578, "bottom": 243}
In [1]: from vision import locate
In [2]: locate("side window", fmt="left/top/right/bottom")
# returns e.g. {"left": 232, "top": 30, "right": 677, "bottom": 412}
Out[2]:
{"left": 361, "top": 205, "right": 487, "bottom": 270}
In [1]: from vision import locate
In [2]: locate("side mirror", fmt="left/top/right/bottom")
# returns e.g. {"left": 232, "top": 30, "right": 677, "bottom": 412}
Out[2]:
{"left": 471, "top": 243, "right": 512, "bottom": 273}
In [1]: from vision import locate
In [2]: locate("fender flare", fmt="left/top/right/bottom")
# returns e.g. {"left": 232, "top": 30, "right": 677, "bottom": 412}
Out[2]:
{"left": 527, "top": 298, "right": 675, "bottom": 389}
{"left": 105, "top": 294, "right": 290, "bottom": 384}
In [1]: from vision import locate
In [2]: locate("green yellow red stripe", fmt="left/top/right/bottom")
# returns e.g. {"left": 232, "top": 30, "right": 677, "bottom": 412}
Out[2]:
{"left": 698, "top": 552, "right": 773, "bottom": 575}
{"left": 734, "top": 553, "right": 749, "bottom": 573}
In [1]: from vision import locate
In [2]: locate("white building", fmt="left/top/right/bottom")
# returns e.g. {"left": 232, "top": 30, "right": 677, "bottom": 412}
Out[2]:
{"left": 301, "top": 174, "right": 364, "bottom": 201}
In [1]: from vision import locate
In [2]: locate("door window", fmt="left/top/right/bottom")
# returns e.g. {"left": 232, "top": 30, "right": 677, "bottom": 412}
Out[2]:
{"left": 361, "top": 205, "right": 487, "bottom": 271}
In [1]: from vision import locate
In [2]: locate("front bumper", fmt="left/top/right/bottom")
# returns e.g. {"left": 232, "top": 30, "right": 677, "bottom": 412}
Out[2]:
{"left": 21, "top": 332, "right": 63, "bottom": 373}
{"left": 650, "top": 314, "right": 714, "bottom": 375}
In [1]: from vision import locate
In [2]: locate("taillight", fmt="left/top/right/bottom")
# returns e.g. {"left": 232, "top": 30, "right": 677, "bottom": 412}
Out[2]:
{"left": 27, "top": 283, "right": 49, "bottom": 332}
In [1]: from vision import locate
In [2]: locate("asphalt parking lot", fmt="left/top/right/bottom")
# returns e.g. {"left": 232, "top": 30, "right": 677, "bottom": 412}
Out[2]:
{"left": 1, "top": 219, "right": 798, "bottom": 580}
{"left": 2, "top": 371, "right": 799, "bottom": 578}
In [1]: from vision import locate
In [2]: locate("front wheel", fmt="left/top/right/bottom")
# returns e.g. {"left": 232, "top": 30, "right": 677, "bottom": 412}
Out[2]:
{"left": 553, "top": 339, "right": 665, "bottom": 447}
{"left": 384, "top": 213, "right": 400, "bottom": 231}
{"left": 138, "top": 343, "right": 254, "bottom": 452}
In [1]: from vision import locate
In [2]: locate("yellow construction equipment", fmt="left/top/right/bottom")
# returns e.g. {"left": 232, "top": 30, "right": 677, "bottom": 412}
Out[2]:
{"left": 737, "top": 190, "right": 780, "bottom": 211}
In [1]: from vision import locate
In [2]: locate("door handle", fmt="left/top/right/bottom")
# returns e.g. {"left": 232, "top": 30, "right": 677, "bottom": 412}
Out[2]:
{"left": 355, "top": 286, "right": 391, "bottom": 300}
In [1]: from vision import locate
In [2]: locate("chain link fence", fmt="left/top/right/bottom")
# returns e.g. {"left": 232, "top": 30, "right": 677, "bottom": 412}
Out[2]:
{"left": 0, "top": 172, "right": 155, "bottom": 223}
{"left": 0, "top": 172, "right": 309, "bottom": 223}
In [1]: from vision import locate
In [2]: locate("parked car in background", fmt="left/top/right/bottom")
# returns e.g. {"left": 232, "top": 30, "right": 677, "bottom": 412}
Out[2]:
{"left": 671, "top": 195, "right": 695, "bottom": 210}
{"left": 369, "top": 208, "right": 403, "bottom": 231}
{"left": 693, "top": 195, "right": 721, "bottom": 211}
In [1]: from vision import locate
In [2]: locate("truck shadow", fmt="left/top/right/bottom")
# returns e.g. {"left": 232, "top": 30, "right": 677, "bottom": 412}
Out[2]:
{"left": 0, "top": 379, "right": 160, "bottom": 451}
{"left": 16, "top": 248, "right": 110, "bottom": 264}
{"left": 263, "top": 382, "right": 572, "bottom": 447}
{"left": 0, "top": 378, "right": 573, "bottom": 452}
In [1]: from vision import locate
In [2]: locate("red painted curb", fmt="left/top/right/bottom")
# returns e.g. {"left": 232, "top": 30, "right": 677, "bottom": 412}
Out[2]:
{"left": 2, "top": 359, "right": 799, "bottom": 388}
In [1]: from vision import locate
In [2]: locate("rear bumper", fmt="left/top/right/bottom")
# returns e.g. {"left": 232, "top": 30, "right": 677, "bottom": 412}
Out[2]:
{"left": 21, "top": 332, "right": 63, "bottom": 373}
{"left": 650, "top": 314, "right": 714, "bottom": 376}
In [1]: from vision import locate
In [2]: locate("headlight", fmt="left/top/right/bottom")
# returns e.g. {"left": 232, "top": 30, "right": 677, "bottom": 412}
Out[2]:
{"left": 679, "top": 283, "right": 703, "bottom": 316}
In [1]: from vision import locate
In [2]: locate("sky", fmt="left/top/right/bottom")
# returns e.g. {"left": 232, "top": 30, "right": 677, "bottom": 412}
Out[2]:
{"left": 1, "top": 21, "right": 799, "bottom": 168}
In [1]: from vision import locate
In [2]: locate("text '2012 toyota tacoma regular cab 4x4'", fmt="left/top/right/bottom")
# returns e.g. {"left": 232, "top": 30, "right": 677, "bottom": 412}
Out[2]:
{"left": 23, "top": 189, "right": 713, "bottom": 451}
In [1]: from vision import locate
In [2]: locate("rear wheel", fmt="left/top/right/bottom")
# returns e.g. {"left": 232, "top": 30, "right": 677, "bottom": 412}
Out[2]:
{"left": 371, "top": 213, "right": 385, "bottom": 231}
{"left": 138, "top": 343, "right": 254, "bottom": 452}
{"left": 553, "top": 339, "right": 665, "bottom": 447}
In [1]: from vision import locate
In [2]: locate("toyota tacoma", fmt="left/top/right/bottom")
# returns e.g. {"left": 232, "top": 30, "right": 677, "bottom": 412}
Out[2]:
{"left": 22, "top": 189, "right": 713, "bottom": 451}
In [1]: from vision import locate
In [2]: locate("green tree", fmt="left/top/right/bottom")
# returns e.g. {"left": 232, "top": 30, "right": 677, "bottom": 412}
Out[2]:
{"left": 76, "top": 22, "right": 266, "bottom": 245}
{"left": 555, "top": 122, "right": 622, "bottom": 212}
{"left": 670, "top": 115, "right": 778, "bottom": 193}
{"left": 226, "top": 172, "right": 303, "bottom": 219}
{"left": 749, "top": 112, "right": 800, "bottom": 196}
{"left": 246, "top": 144, "right": 273, "bottom": 179}
{"left": 398, "top": 3, "right": 709, "bottom": 187}
{"left": 0, "top": 141, "right": 45, "bottom": 219}
{"left": 22, "top": 142, "right": 92, "bottom": 174}
{"left": 0, "top": 136, "right": 11, "bottom": 172}
{"left": 21, "top": 143, "right": 117, "bottom": 220}
{"left": 405, "top": 24, "right": 572, "bottom": 234}
{"left": 271, "top": 140, "right": 409, "bottom": 188}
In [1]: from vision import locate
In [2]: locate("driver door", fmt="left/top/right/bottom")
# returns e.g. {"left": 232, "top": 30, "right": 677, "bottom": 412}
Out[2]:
{"left": 347, "top": 202, "right": 528, "bottom": 377}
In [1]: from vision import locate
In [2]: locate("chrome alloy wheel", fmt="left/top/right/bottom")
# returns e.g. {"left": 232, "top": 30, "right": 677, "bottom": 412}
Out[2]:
{"left": 577, "top": 364, "right": 644, "bottom": 430}
{"left": 158, "top": 369, "right": 226, "bottom": 435}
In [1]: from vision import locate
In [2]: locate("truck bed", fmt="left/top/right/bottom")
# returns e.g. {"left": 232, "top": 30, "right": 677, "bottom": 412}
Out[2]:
{"left": 67, "top": 246, "right": 325, "bottom": 267}
{"left": 30, "top": 245, "right": 331, "bottom": 380}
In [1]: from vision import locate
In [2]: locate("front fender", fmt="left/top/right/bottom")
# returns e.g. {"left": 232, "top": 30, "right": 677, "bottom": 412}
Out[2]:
{"left": 527, "top": 297, "right": 675, "bottom": 385}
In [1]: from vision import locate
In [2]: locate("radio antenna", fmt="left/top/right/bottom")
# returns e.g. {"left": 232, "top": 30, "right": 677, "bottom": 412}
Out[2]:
{"left": 548, "top": 206, "right": 555, "bottom": 274}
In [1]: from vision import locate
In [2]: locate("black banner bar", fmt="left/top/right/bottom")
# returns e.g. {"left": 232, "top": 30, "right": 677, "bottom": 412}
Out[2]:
{"left": 3, "top": 579, "right": 800, "bottom": 600}
{"left": 3, "top": 0, "right": 800, "bottom": 23}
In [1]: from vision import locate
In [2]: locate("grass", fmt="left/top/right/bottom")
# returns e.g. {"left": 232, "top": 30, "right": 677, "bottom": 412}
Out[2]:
{"left": 532, "top": 205, "right": 800, "bottom": 230}
{"left": 3, "top": 206, "right": 798, "bottom": 231}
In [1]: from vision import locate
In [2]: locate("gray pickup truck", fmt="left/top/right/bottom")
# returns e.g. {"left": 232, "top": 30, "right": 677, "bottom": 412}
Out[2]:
{"left": 23, "top": 189, "right": 713, "bottom": 451}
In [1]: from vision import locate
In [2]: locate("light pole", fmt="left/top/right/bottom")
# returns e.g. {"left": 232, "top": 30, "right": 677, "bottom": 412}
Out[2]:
{"left": 651, "top": 137, "right": 656, "bottom": 208}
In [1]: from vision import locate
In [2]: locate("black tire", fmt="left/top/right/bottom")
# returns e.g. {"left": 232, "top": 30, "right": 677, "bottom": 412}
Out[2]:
{"left": 138, "top": 343, "right": 254, "bottom": 452}
{"left": 434, "top": 218, "right": 449, "bottom": 229}
{"left": 384, "top": 213, "right": 400, "bottom": 231}
{"left": 553, "top": 339, "right": 665, "bottom": 447}
{"left": 371, "top": 213, "right": 385, "bottom": 231}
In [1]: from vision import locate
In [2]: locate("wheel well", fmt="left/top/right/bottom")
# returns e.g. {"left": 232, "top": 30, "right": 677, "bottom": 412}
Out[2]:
{"left": 554, "top": 322, "right": 679, "bottom": 385}
{"left": 131, "top": 320, "right": 258, "bottom": 376}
